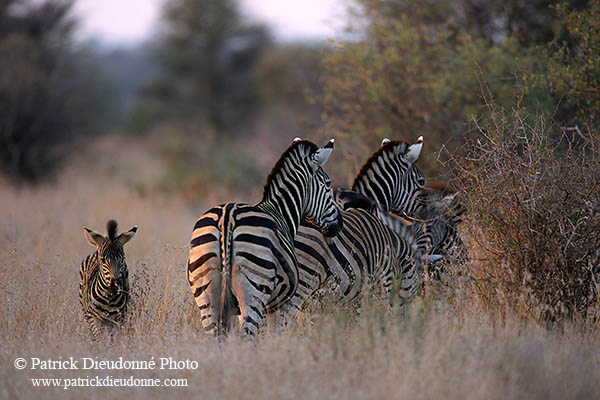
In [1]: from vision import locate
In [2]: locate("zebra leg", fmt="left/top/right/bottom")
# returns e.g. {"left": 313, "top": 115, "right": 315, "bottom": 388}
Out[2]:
{"left": 273, "top": 296, "right": 304, "bottom": 331}
{"left": 86, "top": 316, "right": 101, "bottom": 341}
{"left": 188, "top": 256, "right": 222, "bottom": 336}
{"left": 231, "top": 263, "right": 272, "bottom": 339}
{"left": 399, "top": 261, "right": 419, "bottom": 302}
{"left": 107, "top": 325, "right": 115, "bottom": 345}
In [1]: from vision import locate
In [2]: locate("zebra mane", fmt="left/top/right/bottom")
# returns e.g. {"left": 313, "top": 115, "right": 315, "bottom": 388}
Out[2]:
{"left": 351, "top": 140, "right": 409, "bottom": 189}
{"left": 262, "top": 139, "right": 319, "bottom": 201}
{"left": 106, "top": 219, "right": 118, "bottom": 242}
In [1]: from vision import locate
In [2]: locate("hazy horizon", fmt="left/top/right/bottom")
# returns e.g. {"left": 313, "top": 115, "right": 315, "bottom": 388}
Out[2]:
{"left": 74, "top": 0, "right": 348, "bottom": 46}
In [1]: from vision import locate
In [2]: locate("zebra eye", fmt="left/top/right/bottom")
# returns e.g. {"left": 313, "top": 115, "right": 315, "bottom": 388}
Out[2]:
{"left": 417, "top": 177, "right": 425, "bottom": 186}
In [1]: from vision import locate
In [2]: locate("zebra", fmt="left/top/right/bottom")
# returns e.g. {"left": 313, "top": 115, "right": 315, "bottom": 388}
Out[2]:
{"left": 186, "top": 138, "right": 342, "bottom": 338}
{"left": 338, "top": 141, "right": 468, "bottom": 280}
{"left": 338, "top": 136, "right": 467, "bottom": 270}
{"left": 79, "top": 220, "right": 137, "bottom": 341}
{"left": 293, "top": 207, "right": 423, "bottom": 310}
{"left": 290, "top": 138, "right": 428, "bottom": 311}
{"left": 404, "top": 182, "right": 468, "bottom": 278}
{"left": 351, "top": 136, "right": 425, "bottom": 216}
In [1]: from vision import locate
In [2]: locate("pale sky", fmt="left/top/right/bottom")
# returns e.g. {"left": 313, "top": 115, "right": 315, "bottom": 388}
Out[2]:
{"left": 74, "top": 0, "right": 348, "bottom": 45}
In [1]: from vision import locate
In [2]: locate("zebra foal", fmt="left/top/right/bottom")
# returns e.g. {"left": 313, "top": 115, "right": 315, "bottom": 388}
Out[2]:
{"left": 79, "top": 220, "right": 137, "bottom": 340}
{"left": 187, "top": 138, "right": 342, "bottom": 338}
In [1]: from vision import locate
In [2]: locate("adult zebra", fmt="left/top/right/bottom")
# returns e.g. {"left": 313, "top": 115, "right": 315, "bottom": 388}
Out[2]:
{"left": 338, "top": 142, "right": 467, "bottom": 281}
{"left": 351, "top": 136, "right": 425, "bottom": 215}
{"left": 405, "top": 182, "right": 468, "bottom": 278}
{"left": 290, "top": 138, "right": 427, "bottom": 310}
{"left": 336, "top": 183, "right": 465, "bottom": 266}
{"left": 186, "top": 138, "right": 342, "bottom": 338}
{"left": 80, "top": 220, "right": 138, "bottom": 341}
{"left": 338, "top": 137, "right": 466, "bottom": 266}
{"left": 293, "top": 207, "right": 423, "bottom": 309}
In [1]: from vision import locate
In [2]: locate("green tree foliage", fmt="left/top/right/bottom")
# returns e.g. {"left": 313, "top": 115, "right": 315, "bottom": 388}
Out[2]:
{"left": 0, "top": 0, "right": 116, "bottom": 181}
{"left": 137, "top": 0, "right": 270, "bottom": 135}
{"left": 366, "top": 0, "right": 587, "bottom": 46}
{"left": 530, "top": 1, "right": 600, "bottom": 124}
{"left": 319, "top": 0, "right": 589, "bottom": 176}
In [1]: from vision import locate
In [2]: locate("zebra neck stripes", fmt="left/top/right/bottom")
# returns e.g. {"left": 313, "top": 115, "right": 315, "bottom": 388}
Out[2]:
{"left": 257, "top": 201, "right": 293, "bottom": 243}
{"left": 351, "top": 138, "right": 424, "bottom": 214}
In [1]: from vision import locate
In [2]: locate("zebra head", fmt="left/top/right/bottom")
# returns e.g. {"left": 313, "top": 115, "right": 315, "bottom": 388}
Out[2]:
{"left": 352, "top": 136, "right": 425, "bottom": 214}
{"left": 412, "top": 183, "right": 464, "bottom": 254}
{"left": 83, "top": 220, "right": 137, "bottom": 292}
{"left": 414, "top": 183, "right": 463, "bottom": 224}
{"left": 303, "top": 139, "right": 343, "bottom": 237}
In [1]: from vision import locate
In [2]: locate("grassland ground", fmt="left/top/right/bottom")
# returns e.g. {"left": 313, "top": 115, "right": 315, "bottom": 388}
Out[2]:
{"left": 1, "top": 136, "right": 599, "bottom": 399}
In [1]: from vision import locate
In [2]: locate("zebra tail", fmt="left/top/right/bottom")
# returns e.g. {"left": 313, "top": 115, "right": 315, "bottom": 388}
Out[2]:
{"left": 219, "top": 207, "right": 236, "bottom": 335}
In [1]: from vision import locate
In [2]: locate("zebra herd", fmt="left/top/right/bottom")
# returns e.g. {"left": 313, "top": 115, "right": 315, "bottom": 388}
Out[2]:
{"left": 79, "top": 137, "right": 465, "bottom": 340}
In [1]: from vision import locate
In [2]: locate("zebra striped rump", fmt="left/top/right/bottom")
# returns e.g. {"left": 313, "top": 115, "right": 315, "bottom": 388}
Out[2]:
{"left": 187, "top": 203, "right": 297, "bottom": 336}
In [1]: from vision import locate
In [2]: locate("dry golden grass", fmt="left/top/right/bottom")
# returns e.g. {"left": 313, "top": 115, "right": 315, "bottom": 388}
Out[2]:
{"left": 1, "top": 136, "right": 599, "bottom": 399}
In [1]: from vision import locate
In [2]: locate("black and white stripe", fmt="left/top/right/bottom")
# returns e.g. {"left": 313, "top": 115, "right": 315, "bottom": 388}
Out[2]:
{"left": 290, "top": 138, "right": 428, "bottom": 311}
{"left": 351, "top": 137, "right": 425, "bottom": 215}
{"left": 341, "top": 138, "right": 466, "bottom": 264}
{"left": 186, "top": 139, "right": 342, "bottom": 337}
{"left": 406, "top": 183, "right": 467, "bottom": 277}
{"left": 79, "top": 220, "right": 137, "bottom": 340}
{"left": 293, "top": 208, "right": 421, "bottom": 309}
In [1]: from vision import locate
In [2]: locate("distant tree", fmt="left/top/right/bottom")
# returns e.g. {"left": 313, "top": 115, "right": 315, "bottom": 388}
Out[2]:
{"left": 530, "top": 1, "right": 600, "bottom": 124}
{"left": 0, "top": 0, "right": 116, "bottom": 182}
{"left": 318, "top": 0, "right": 591, "bottom": 176}
{"left": 137, "top": 0, "right": 270, "bottom": 135}
{"left": 361, "top": 0, "right": 588, "bottom": 45}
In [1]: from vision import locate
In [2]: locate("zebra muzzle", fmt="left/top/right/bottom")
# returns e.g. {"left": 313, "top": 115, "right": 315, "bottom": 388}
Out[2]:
{"left": 322, "top": 213, "right": 343, "bottom": 237}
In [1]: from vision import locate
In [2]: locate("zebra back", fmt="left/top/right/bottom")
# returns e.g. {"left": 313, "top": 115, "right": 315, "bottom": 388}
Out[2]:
{"left": 294, "top": 208, "right": 422, "bottom": 311}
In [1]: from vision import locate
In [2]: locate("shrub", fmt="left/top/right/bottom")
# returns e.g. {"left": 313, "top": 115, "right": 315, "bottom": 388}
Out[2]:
{"left": 450, "top": 100, "right": 600, "bottom": 324}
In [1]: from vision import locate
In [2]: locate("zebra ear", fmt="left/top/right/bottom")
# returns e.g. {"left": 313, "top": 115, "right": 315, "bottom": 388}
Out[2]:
{"left": 381, "top": 138, "right": 391, "bottom": 146}
{"left": 83, "top": 227, "right": 105, "bottom": 247}
{"left": 406, "top": 136, "right": 423, "bottom": 163}
{"left": 117, "top": 226, "right": 138, "bottom": 246}
{"left": 312, "top": 139, "right": 334, "bottom": 168}
{"left": 293, "top": 137, "right": 302, "bottom": 143}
